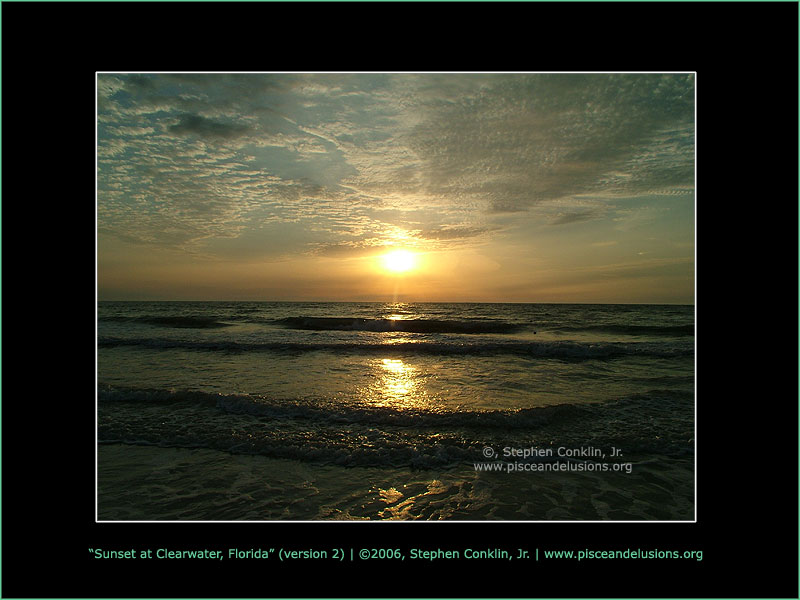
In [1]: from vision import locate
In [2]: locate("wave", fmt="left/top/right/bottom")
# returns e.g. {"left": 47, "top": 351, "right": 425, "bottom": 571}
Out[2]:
{"left": 98, "top": 385, "right": 589, "bottom": 429}
{"left": 99, "top": 316, "right": 233, "bottom": 329}
{"left": 274, "top": 316, "right": 525, "bottom": 334}
{"left": 552, "top": 324, "right": 694, "bottom": 337}
{"left": 97, "top": 336, "right": 693, "bottom": 360}
{"left": 97, "top": 386, "right": 695, "bottom": 467}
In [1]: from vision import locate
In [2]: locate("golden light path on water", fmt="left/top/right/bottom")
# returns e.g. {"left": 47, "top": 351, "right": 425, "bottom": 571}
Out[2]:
{"left": 348, "top": 302, "right": 439, "bottom": 409}
{"left": 358, "top": 357, "right": 419, "bottom": 408}
{"left": 372, "top": 349, "right": 461, "bottom": 519}
{"left": 380, "top": 358, "right": 415, "bottom": 401}
{"left": 366, "top": 304, "right": 429, "bottom": 408}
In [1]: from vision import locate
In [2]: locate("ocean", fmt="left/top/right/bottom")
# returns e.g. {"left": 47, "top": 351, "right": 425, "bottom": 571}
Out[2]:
{"left": 97, "top": 301, "right": 695, "bottom": 521}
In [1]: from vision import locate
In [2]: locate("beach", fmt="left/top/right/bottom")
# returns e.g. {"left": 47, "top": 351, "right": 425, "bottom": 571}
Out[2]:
{"left": 97, "top": 301, "right": 695, "bottom": 521}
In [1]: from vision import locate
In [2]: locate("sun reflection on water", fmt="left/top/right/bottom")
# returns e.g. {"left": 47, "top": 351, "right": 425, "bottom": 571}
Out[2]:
{"left": 358, "top": 357, "right": 428, "bottom": 408}
{"left": 381, "top": 358, "right": 414, "bottom": 400}
{"left": 382, "top": 302, "right": 415, "bottom": 322}
{"left": 381, "top": 358, "right": 406, "bottom": 374}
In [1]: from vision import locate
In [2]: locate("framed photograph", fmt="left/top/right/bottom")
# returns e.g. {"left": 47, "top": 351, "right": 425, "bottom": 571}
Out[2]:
{"left": 96, "top": 72, "right": 696, "bottom": 523}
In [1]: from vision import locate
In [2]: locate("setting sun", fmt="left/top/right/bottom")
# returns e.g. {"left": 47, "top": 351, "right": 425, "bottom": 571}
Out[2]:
{"left": 381, "top": 249, "right": 416, "bottom": 273}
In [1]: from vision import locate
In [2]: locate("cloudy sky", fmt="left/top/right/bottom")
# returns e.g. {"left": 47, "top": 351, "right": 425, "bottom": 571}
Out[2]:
{"left": 97, "top": 73, "right": 694, "bottom": 303}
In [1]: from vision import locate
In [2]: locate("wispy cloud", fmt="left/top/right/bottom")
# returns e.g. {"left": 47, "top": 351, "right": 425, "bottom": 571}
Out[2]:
{"left": 551, "top": 210, "right": 603, "bottom": 226}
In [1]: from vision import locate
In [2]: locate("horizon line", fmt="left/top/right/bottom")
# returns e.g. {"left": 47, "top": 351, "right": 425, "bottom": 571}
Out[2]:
{"left": 97, "top": 299, "right": 695, "bottom": 306}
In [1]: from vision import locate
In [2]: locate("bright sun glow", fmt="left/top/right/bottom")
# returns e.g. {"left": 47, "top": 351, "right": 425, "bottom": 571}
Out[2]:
{"left": 381, "top": 249, "right": 416, "bottom": 273}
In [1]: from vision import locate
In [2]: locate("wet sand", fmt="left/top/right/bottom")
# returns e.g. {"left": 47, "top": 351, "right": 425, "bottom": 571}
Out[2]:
{"left": 98, "top": 444, "right": 694, "bottom": 521}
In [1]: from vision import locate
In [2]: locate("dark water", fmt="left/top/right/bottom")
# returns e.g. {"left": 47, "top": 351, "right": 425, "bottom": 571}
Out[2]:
{"left": 97, "top": 301, "right": 695, "bottom": 521}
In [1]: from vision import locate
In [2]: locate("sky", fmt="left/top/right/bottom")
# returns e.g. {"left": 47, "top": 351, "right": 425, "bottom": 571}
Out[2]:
{"left": 97, "top": 73, "right": 695, "bottom": 303}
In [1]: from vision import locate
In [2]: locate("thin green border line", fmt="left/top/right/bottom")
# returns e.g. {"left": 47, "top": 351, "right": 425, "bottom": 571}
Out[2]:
{"left": 1, "top": 1, "right": 4, "bottom": 596}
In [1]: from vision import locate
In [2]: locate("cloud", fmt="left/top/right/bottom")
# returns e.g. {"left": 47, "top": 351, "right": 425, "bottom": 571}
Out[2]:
{"left": 168, "top": 113, "right": 251, "bottom": 139}
{"left": 391, "top": 73, "right": 694, "bottom": 213}
{"left": 487, "top": 202, "right": 530, "bottom": 214}
{"left": 125, "top": 74, "right": 156, "bottom": 89}
{"left": 97, "top": 73, "right": 694, "bottom": 267}
{"left": 311, "top": 243, "right": 380, "bottom": 258}
{"left": 415, "top": 226, "right": 493, "bottom": 240}
{"left": 551, "top": 210, "right": 602, "bottom": 226}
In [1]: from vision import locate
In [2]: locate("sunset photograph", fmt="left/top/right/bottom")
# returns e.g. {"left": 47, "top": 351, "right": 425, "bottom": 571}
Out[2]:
{"left": 96, "top": 72, "right": 695, "bottom": 521}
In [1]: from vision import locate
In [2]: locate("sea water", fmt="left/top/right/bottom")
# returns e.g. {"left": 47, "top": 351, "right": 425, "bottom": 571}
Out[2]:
{"left": 97, "top": 301, "right": 694, "bottom": 520}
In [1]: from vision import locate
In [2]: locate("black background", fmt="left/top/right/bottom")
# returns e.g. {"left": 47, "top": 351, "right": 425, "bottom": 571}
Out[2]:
{"left": 2, "top": 2, "right": 798, "bottom": 598}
